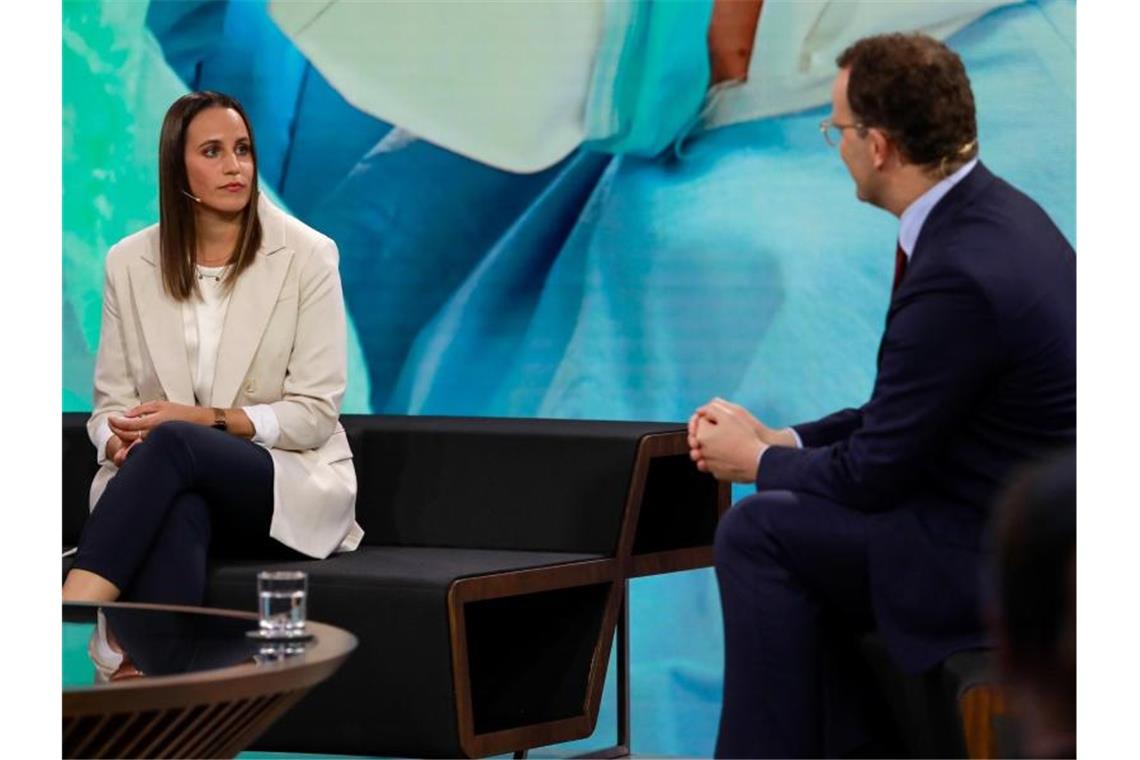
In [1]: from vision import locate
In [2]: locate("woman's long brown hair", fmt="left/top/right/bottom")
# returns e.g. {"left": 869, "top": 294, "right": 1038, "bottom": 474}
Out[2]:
{"left": 157, "top": 91, "right": 262, "bottom": 300}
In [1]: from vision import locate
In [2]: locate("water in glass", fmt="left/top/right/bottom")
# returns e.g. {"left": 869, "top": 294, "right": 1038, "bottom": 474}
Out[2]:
{"left": 257, "top": 571, "right": 307, "bottom": 635}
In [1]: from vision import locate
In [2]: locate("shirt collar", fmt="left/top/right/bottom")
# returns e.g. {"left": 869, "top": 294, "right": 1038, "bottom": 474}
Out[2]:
{"left": 897, "top": 158, "right": 978, "bottom": 259}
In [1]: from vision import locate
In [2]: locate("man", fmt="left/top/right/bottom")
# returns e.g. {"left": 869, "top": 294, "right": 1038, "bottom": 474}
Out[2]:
{"left": 688, "top": 33, "right": 1076, "bottom": 758}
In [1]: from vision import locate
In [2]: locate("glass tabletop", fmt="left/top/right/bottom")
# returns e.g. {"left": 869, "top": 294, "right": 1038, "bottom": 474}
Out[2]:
{"left": 63, "top": 603, "right": 281, "bottom": 690}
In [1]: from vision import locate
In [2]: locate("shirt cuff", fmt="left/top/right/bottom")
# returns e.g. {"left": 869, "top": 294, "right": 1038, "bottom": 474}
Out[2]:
{"left": 94, "top": 418, "right": 114, "bottom": 466}
{"left": 787, "top": 427, "right": 803, "bottom": 448}
{"left": 243, "top": 404, "right": 281, "bottom": 449}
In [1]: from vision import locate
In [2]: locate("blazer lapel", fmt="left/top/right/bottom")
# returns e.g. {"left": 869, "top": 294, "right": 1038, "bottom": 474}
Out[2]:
{"left": 129, "top": 241, "right": 196, "bottom": 404}
{"left": 210, "top": 199, "right": 292, "bottom": 408}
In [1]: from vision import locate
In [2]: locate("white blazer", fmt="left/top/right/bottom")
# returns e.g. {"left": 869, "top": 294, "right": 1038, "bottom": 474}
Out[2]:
{"left": 87, "top": 196, "right": 363, "bottom": 558}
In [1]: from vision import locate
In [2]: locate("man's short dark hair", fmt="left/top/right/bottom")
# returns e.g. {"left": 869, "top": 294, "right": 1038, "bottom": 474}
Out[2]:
{"left": 836, "top": 33, "right": 978, "bottom": 174}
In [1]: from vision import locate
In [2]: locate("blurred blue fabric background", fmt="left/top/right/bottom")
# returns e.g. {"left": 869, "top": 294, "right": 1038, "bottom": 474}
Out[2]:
{"left": 63, "top": 0, "right": 1074, "bottom": 754}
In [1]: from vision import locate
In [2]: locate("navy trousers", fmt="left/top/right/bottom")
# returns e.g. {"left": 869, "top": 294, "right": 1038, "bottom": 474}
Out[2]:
{"left": 714, "top": 490, "right": 896, "bottom": 758}
{"left": 70, "top": 421, "right": 302, "bottom": 606}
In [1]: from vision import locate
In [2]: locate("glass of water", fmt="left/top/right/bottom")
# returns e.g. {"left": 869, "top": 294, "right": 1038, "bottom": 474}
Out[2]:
{"left": 257, "top": 570, "right": 307, "bottom": 637}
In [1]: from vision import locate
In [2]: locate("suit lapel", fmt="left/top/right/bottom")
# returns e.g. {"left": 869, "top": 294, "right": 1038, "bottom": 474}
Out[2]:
{"left": 210, "top": 198, "right": 291, "bottom": 407}
{"left": 909, "top": 161, "right": 995, "bottom": 271}
{"left": 129, "top": 242, "right": 196, "bottom": 404}
{"left": 884, "top": 162, "right": 996, "bottom": 322}
{"left": 877, "top": 162, "right": 997, "bottom": 368}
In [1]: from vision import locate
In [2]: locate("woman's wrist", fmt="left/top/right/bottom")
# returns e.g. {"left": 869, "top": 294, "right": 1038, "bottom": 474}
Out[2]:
{"left": 196, "top": 406, "right": 215, "bottom": 427}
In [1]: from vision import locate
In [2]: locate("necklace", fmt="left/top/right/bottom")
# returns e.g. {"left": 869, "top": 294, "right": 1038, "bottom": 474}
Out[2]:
{"left": 196, "top": 263, "right": 229, "bottom": 282}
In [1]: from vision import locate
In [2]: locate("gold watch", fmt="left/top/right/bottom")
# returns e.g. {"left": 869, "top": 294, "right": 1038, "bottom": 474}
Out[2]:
{"left": 211, "top": 407, "right": 227, "bottom": 432}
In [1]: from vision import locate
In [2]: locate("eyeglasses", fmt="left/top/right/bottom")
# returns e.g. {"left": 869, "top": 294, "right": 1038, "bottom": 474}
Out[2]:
{"left": 819, "top": 117, "right": 869, "bottom": 147}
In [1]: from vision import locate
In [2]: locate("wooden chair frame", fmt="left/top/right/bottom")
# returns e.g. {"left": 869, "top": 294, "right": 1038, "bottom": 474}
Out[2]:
{"left": 443, "top": 431, "right": 729, "bottom": 757}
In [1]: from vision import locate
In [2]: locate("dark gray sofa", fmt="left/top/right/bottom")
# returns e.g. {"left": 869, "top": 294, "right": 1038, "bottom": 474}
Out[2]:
{"left": 62, "top": 413, "right": 727, "bottom": 757}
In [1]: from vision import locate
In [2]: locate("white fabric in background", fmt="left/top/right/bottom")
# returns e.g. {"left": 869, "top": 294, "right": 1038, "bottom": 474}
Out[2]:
{"left": 269, "top": 0, "right": 1017, "bottom": 172}
{"left": 268, "top": 0, "right": 604, "bottom": 173}
{"left": 704, "top": 0, "right": 1019, "bottom": 130}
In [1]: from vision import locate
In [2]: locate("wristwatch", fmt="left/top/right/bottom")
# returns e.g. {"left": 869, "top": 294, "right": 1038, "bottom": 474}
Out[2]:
{"left": 211, "top": 407, "right": 227, "bottom": 432}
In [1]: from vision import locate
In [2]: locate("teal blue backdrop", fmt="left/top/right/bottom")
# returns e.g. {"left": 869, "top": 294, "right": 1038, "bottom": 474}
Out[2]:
{"left": 62, "top": 1, "right": 1075, "bottom": 755}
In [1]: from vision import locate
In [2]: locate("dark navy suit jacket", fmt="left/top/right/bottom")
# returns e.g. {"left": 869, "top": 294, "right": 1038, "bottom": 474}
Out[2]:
{"left": 758, "top": 162, "right": 1076, "bottom": 673}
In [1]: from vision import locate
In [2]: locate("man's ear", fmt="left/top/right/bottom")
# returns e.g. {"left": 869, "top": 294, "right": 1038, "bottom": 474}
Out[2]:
{"left": 869, "top": 128, "right": 891, "bottom": 170}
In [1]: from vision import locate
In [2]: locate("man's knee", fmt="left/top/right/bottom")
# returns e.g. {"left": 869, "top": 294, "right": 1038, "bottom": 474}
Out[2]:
{"left": 714, "top": 492, "right": 793, "bottom": 567}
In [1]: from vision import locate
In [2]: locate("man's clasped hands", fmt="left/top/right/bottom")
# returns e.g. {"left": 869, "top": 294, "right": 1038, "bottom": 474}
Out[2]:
{"left": 687, "top": 398, "right": 799, "bottom": 483}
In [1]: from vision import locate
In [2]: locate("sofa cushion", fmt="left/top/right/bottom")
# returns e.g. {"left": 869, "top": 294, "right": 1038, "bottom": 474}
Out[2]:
{"left": 206, "top": 546, "right": 602, "bottom": 757}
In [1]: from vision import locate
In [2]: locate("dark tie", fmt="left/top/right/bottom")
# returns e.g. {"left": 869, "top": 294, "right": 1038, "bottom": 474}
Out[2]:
{"left": 892, "top": 241, "right": 908, "bottom": 294}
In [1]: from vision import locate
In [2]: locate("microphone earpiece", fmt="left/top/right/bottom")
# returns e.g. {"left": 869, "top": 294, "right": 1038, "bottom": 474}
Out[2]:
{"left": 181, "top": 189, "right": 201, "bottom": 203}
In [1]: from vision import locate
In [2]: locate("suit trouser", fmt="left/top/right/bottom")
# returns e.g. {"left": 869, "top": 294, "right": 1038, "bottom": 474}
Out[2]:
{"left": 70, "top": 421, "right": 302, "bottom": 606}
{"left": 714, "top": 489, "right": 895, "bottom": 758}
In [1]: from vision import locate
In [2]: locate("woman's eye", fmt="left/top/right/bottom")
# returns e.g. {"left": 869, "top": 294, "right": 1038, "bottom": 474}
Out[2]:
{"left": 202, "top": 147, "right": 218, "bottom": 158}
{"left": 235, "top": 144, "right": 250, "bottom": 156}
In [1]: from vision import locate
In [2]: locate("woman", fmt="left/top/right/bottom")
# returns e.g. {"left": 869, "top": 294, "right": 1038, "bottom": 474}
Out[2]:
{"left": 63, "top": 91, "right": 362, "bottom": 606}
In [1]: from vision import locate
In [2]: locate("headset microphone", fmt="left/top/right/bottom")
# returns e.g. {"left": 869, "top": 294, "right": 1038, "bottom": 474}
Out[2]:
{"left": 181, "top": 189, "right": 202, "bottom": 203}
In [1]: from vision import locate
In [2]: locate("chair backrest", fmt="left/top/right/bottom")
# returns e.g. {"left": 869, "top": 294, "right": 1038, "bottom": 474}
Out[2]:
{"left": 62, "top": 413, "right": 694, "bottom": 557}
{"left": 342, "top": 415, "right": 684, "bottom": 555}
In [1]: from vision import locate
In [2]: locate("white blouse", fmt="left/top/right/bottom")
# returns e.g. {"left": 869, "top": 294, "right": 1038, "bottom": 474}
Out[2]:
{"left": 184, "top": 264, "right": 231, "bottom": 407}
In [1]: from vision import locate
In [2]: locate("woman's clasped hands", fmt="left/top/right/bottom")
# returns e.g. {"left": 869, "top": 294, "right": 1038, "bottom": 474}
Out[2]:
{"left": 107, "top": 401, "right": 212, "bottom": 466}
